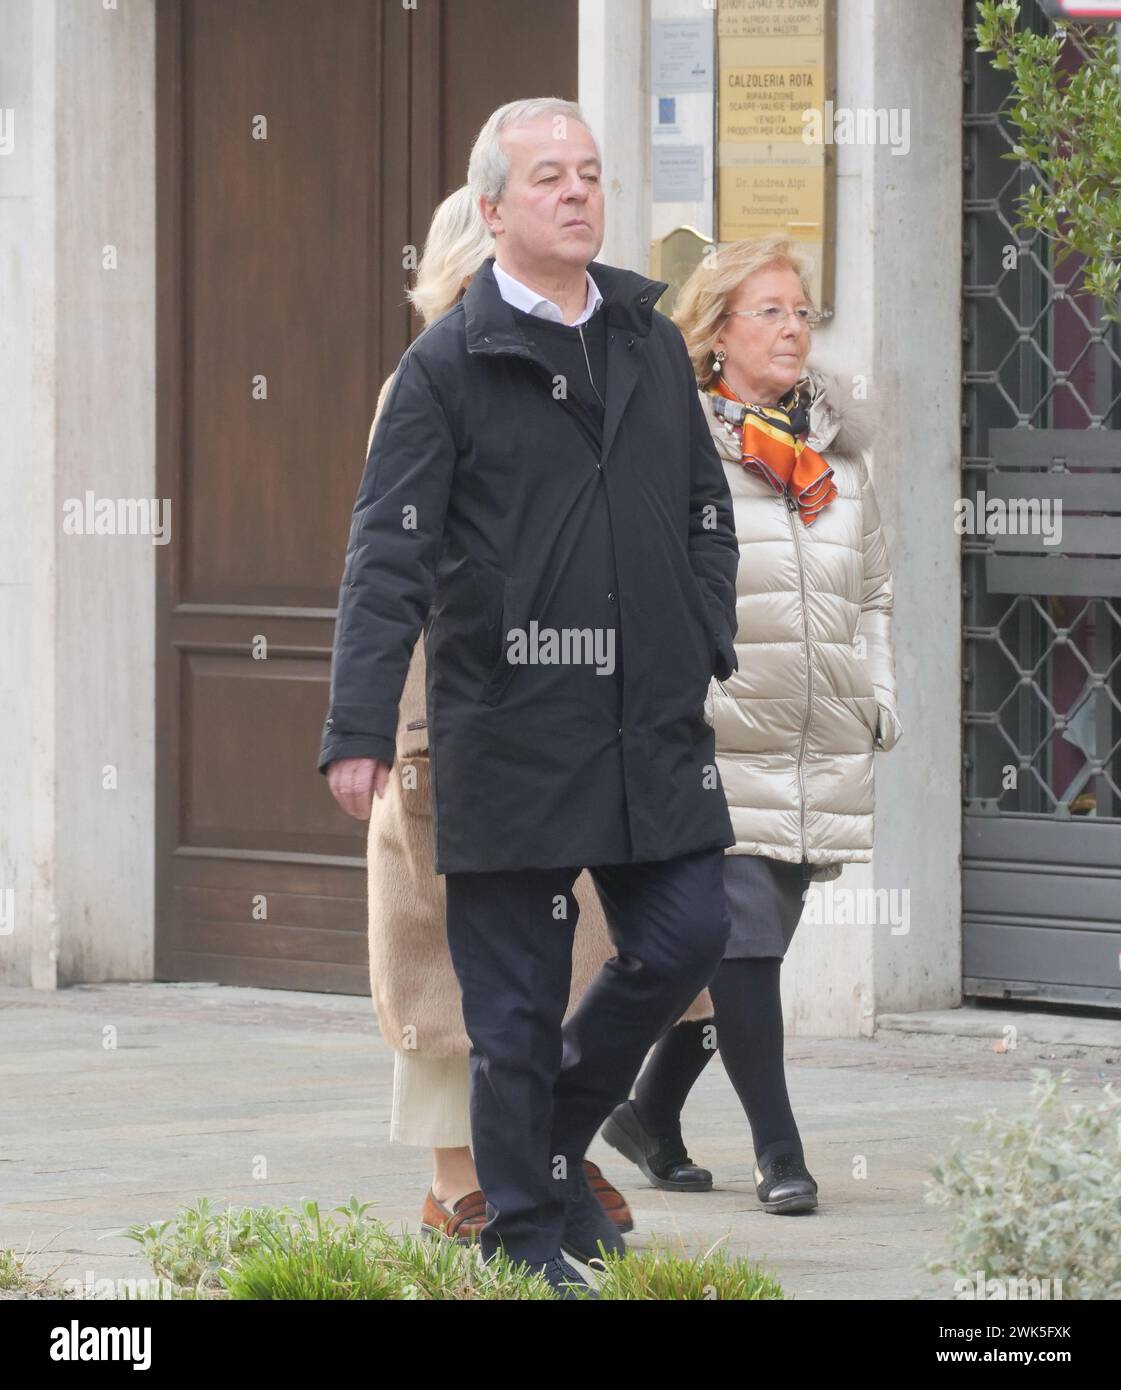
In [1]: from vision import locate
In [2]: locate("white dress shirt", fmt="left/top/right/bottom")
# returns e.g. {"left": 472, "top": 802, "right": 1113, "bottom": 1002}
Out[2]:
{"left": 492, "top": 259, "right": 603, "bottom": 327}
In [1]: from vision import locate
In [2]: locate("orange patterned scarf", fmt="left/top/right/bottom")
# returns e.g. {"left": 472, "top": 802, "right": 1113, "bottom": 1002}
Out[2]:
{"left": 710, "top": 376, "right": 836, "bottom": 525}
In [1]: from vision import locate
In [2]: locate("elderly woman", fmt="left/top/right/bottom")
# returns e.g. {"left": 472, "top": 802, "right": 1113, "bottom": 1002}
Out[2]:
{"left": 355, "top": 185, "right": 714, "bottom": 1244}
{"left": 602, "top": 235, "right": 903, "bottom": 1213}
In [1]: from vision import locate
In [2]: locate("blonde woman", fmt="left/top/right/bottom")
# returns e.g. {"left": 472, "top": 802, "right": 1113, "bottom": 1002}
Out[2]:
{"left": 358, "top": 186, "right": 713, "bottom": 1241}
{"left": 602, "top": 236, "right": 902, "bottom": 1213}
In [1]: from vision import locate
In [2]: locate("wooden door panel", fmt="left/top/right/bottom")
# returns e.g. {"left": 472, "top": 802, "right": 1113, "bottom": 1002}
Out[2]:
{"left": 156, "top": 0, "right": 577, "bottom": 991}
{"left": 180, "top": 653, "right": 349, "bottom": 854}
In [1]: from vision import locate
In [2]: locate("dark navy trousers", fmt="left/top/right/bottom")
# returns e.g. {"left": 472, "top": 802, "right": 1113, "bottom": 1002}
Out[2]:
{"left": 444, "top": 847, "right": 730, "bottom": 1264}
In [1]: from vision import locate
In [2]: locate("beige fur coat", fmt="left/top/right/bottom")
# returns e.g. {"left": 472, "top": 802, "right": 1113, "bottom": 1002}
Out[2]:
{"left": 363, "top": 378, "right": 713, "bottom": 1058}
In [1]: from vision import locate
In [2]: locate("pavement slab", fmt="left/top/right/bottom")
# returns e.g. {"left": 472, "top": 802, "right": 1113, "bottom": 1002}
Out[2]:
{"left": 1, "top": 983, "right": 1116, "bottom": 1301}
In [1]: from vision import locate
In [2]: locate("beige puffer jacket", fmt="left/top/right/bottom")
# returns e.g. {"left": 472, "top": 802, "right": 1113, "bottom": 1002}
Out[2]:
{"left": 701, "top": 366, "right": 903, "bottom": 870}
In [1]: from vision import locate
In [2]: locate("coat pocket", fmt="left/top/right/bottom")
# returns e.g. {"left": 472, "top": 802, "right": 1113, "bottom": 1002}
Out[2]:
{"left": 452, "top": 558, "right": 506, "bottom": 701}
{"left": 874, "top": 703, "right": 903, "bottom": 751}
{"left": 680, "top": 565, "right": 719, "bottom": 689}
{"left": 430, "top": 553, "right": 503, "bottom": 691}
{"left": 852, "top": 694, "right": 880, "bottom": 742}
{"left": 481, "top": 573, "right": 531, "bottom": 707}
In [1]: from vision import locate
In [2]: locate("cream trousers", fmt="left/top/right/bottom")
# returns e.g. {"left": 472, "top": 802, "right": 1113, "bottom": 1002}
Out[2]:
{"left": 390, "top": 1049, "right": 471, "bottom": 1148}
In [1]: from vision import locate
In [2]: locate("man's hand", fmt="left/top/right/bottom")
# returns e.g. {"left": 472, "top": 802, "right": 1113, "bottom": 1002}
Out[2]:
{"left": 327, "top": 757, "right": 391, "bottom": 820}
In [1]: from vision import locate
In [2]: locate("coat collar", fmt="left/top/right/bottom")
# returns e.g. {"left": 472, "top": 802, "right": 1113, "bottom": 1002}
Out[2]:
{"left": 462, "top": 254, "right": 671, "bottom": 471}
{"left": 463, "top": 254, "right": 668, "bottom": 357}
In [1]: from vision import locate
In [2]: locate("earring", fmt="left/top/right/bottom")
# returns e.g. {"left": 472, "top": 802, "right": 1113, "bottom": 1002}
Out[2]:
{"left": 713, "top": 349, "right": 727, "bottom": 373}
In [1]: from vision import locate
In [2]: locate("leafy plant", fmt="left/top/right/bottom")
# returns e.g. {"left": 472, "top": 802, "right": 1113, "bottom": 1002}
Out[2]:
{"left": 123, "top": 1196, "right": 557, "bottom": 1300}
{"left": 123, "top": 1194, "right": 785, "bottom": 1300}
{"left": 926, "top": 1068, "right": 1121, "bottom": 1299}
{"left": 122, "top": 1194, "right": 313, "bottom": 1292}
{"left": 218, "top": 1225, "right": 408, "bottom": 1301}
{"left": 595, "top": 1241, "right": 785, "bottom": 1301}
{"left": 0, "top": 1247, "right": 31, "bottom": 1292}
{"left": 0, "top": 1239, "right": 68, "bottom": 1296}
{"left": 975, "top": 0, "right": 1121, "bottom": 317}
{"left": 219, "top": 1228, "right": 561, "bottom": 1301}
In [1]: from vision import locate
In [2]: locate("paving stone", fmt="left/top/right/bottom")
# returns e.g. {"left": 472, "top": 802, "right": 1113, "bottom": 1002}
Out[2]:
{"left": 1, "top": 984, "right": 1115, "bottom": 1300}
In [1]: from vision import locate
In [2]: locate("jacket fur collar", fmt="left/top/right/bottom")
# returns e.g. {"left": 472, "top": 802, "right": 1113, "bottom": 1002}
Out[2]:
{"left": 704, "top": 363, "right": 875, "bottom": 462}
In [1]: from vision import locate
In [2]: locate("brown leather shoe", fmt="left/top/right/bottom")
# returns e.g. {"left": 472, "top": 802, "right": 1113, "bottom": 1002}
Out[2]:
{"left": 421, "top": 1166, "right": 632, "bottom": 1242}
{"left": 420, "top": 1188, "right": 488, "bottom": 1243}
{"left": 583, "top": 1158, "right": 633, "bottom": 1233}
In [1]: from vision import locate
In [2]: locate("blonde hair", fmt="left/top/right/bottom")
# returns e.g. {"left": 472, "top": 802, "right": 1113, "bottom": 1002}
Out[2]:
{"left": 467, "top": 97, "right": 599, "bottom": 205}
{"left": 672, "top": 235, "right": 817, "bottom": 390}
{"left": 368, "top": 186, "right": 491, "bottom": 449}
{"left": 407, "top": 184, "right": 493, "bottom": 329}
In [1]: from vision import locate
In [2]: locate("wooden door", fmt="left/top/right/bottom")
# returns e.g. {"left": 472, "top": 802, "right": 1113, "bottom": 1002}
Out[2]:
{"left": 155, "top": 0, "right": 577, "bottom": 990}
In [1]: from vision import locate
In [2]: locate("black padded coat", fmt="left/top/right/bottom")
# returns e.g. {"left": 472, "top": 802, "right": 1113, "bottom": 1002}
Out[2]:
{"left": 318, "top": 255, "right": 739, "bottom": 875}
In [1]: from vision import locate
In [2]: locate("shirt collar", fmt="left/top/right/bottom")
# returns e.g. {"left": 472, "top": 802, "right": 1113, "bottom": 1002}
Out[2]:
{"left": 462, "top": 257, "right": 668, "bottom": 359}
{"left": 492, "top": 259, "right": 603, "bottom": 327}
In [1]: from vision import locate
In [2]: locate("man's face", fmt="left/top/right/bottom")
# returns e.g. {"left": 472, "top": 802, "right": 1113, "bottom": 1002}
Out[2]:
{"left": 482, "top": 114, "right": 605, "bottom": 273}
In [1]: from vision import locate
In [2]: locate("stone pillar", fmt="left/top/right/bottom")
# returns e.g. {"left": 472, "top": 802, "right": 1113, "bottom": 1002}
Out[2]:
{"left": 580, "top": 0, "right": 651, "bottom": 275}
{"left": 783, "top": 0, "right": 964, "bottom": 1035}
{"left": 0, "top": 0, "right": 158, "bottom": 987}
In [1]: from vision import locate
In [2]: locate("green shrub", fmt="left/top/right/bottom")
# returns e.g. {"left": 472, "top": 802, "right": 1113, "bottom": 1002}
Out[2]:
{"left": 975, "top": 0, "right": 1121, "bottom": 317}
{"left": 596, "top": 1242, "right": 784, "bottom": 1300}
{"left": 123, "top": 1197, "right": 556, "bottom": 1300}
{"left": 0, "top": 1247, "right": 30, "bottom": 1291}
{"left": 123, "top": 1195, "right": 334, "bottom": 1293}
{"left": 217, "top": 1221, "right": 556, "bottom": 1301}
{"left": 925, "top": 1069, "right": 1121, "bottom": 1300}
{"left": 123, "top": 1196, "right": 784, "bottom": 1300}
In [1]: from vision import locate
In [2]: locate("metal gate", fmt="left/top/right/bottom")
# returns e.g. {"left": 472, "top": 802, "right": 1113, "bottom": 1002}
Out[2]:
{"left": 962, "top": 0, "right": 1121, "bottom": 1008}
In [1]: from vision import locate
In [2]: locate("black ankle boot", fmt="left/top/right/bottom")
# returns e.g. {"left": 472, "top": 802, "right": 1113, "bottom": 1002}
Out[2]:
{"left": 600, "top": 1100, "right": 713, "bottom": 1192}
{"left": 753, "top": 1151, "right": 818, "bottom": 1214}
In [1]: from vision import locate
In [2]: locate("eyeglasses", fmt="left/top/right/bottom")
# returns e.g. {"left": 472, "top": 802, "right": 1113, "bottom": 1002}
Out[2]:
{"left": 723, "top": 306, "right": 828, "bottom": 328}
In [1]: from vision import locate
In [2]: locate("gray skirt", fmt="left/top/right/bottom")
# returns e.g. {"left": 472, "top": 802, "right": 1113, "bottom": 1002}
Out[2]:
{"left": 722, "top": 853, "right": 812, "bottom": 960}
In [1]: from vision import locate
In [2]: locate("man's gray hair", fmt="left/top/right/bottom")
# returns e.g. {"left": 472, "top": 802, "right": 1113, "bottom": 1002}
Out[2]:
{"left": 467, "top": 98, "right": 601, "bottom": 207}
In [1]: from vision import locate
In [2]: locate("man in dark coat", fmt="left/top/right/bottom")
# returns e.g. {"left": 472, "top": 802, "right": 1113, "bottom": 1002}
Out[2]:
{"left": 319, "top": 98, "right": 738, "bottom": 1295}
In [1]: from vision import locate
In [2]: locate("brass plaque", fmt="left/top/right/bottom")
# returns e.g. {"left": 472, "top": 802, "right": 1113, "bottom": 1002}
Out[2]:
{"left": 649, "top": 225, "right": 715, "bottom": 318}
{"left": 716, "top": 0, "right": 835, "bottom": 313}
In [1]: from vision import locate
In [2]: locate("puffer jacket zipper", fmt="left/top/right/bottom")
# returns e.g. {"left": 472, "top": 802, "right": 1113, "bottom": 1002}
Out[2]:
{"left": 784, "top": 488, "right": 813, "bottom": 861}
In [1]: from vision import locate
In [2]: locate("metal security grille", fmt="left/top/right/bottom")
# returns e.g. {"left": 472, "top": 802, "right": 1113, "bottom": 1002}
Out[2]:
{"left": 962, "top": 0, "right": 1121, "bottom": 1007}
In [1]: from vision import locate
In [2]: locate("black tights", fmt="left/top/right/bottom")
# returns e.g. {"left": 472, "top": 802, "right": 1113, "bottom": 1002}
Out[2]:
{"left": 632, "top": 955, "right": 803, "bottom": 1168}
